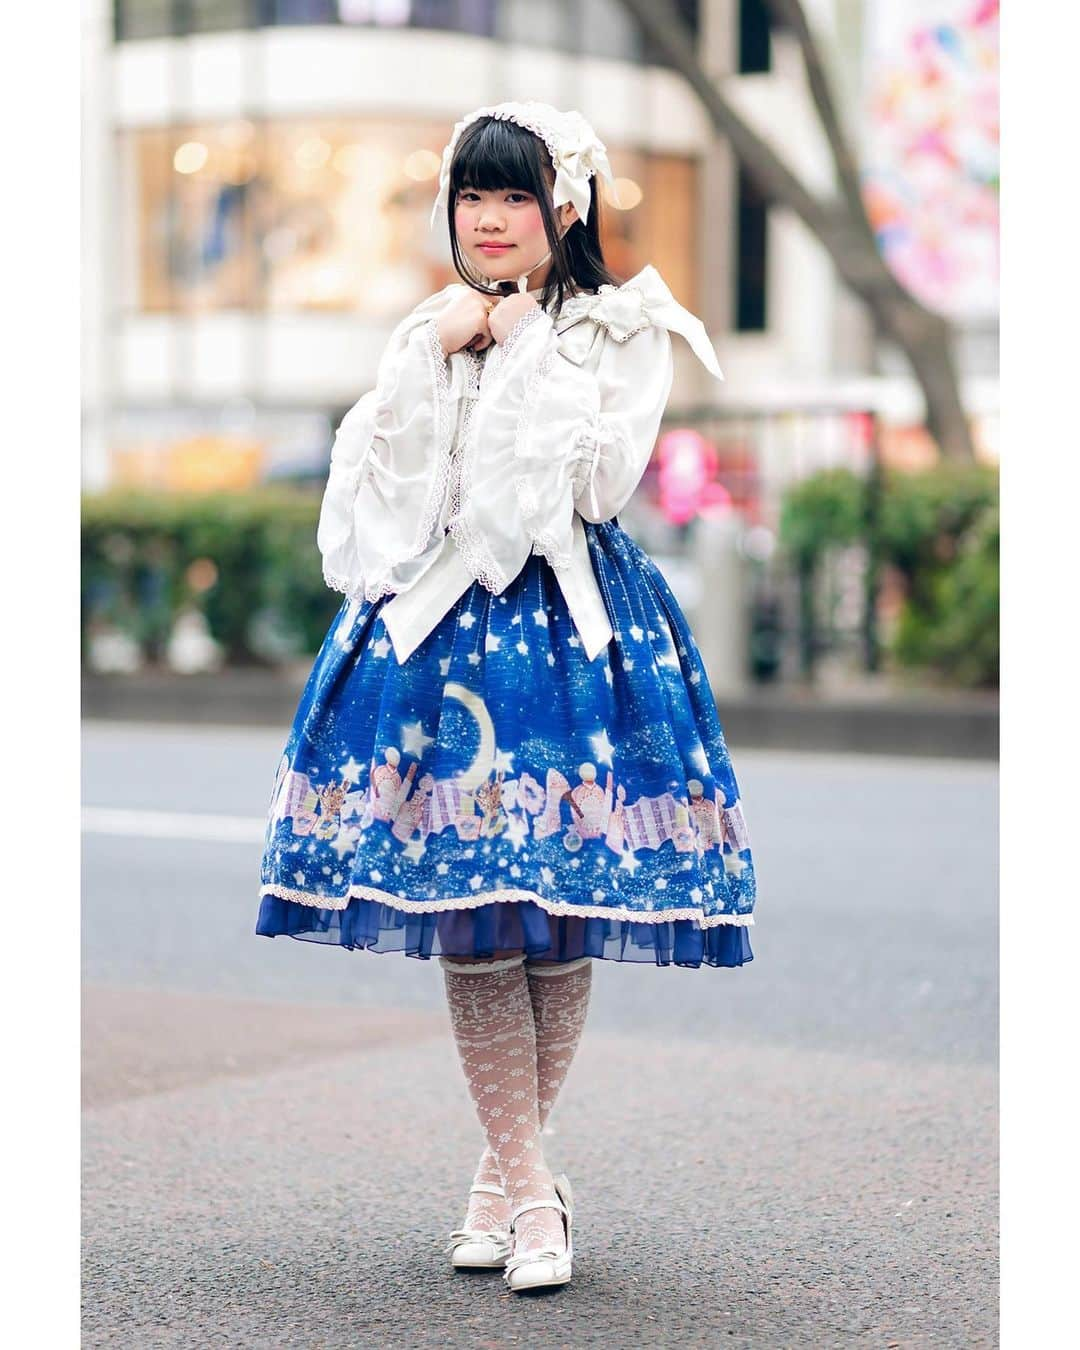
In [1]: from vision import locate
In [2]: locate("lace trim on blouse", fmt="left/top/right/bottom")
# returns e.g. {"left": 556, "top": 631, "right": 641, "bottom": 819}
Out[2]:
{"left": 500, "top": 304, "right": 549, "bottom": 359}
{"left": 446, "top": 348, "right": 510, "bottom": 594}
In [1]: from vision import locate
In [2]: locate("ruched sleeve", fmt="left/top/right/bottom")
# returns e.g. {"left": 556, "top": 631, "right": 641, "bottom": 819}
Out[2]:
{"left": 566, "top": 263, "right": 725, "bottom": 522}
{"left": 316, "top": 286, "right": 462, "bottom": 603}
{"left": 316, "top": 388, "right": 378, "bottom": 594}
{"left": 568, "top": 322, "right": 675, "bottom": 523}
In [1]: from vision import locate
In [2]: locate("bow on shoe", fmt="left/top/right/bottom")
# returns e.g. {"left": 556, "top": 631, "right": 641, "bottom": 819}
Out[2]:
{"left": 503, "top": 1246, "right": 564, "bottom": 1273}
{"left": 445, "top": 1227, "right": 511, "bottom": 1254}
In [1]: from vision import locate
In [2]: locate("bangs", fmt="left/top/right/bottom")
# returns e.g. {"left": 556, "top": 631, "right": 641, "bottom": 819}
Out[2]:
{"left": 450, "top": 117, "right": 548, "bottom": 194}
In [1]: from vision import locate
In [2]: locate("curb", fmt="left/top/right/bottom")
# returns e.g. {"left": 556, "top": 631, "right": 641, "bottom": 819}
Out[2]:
{"left": 713, "top": 691, "right": 997, "bottom": 760}
{"left": 82, "top": 671, "right": 998, "bottom": 760}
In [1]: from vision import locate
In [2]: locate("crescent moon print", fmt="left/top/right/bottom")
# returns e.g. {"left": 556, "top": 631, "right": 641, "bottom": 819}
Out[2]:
{"left": 444, "top": 681, "right": 497, "bottom": 792}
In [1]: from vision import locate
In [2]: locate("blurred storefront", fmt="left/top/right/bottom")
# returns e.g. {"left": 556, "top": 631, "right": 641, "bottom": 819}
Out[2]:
{"left": 84, "top": 0, "right": 998, "bottom": 488}
{"left": 82, "top": 1, "right": 998, "bottom": 688}
{"left": 85, "top": 0, "right": 711, "bottom": 492}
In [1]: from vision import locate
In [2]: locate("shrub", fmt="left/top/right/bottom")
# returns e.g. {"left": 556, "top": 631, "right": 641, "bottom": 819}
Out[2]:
{"left": 81, "top": 488, "right": 340, "bottom": 667}
{"left": 778, "top": 462, "right": 999, "bottom": 688}
{"left": 893, "top": 501, "right": 999, "bottom": 687}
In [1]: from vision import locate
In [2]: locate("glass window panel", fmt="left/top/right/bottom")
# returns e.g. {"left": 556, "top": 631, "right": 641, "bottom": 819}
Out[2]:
{"left": 264, "top": 1, "right": 338, "bottom": 21}
{"left": 578, "top": 0, "right": 642, "bottom": 61}
{"left": 735, "top": 164, "right": 767, "bottom": 329}
{"left": 115, "top": 0, "right": 176, "bottom": 40}
{"left": 640, "top": 155, "right": 697, "bottom": 309}
{"left": 642, "top": 0, "right": 700, "bottom": 67}
{"left": 116, "top": 0, "right": 689, "bottom": 48}
{"left": 455, "top": 0, "right": 497, "bottom": 36}
{"left": 128, "top": 118, "right": 699, "bottom": 318}
{"left": 596, "top": 147, "right": 645, "bottom": 282}
{"left": 496, "top": 0, "right": 569, "bottom": 49}
{"left": 338, "top": 0, "right": 410, "bottom": 24}
{"left": 410, "top": 0, "right": 463, "bottom": 28}
{"left": 124, "top": 128, "right": 176, "bottom": 309}
{"left": 594, "top": 150, "right": 699, "bottom": 311}
{"left": 739, "top": 0, "right": 772, "bottom": 74}
{"left": 261, "top": 118, "right": 452, "bottom": 314}
{"left": 188, "top": 1, "right": 257, "bottom": 32}
{"left": 130, "top": 122, "right": 264, "bottom": 312}
{"left": 403, "top": 0, "right": 495, "bottom": 32}
{"left": 117, "top": 0, "right": 687, "bottom": 46}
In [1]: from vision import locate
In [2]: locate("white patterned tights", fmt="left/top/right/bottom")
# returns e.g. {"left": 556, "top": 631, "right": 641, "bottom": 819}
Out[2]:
{"left": 440, "top": 952, "right": 593, "bottom": 1256}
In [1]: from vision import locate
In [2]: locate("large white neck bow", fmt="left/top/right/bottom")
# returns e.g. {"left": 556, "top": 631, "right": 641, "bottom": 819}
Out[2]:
{"left": 558, "top": 266, "right": 725, "bottom": 381}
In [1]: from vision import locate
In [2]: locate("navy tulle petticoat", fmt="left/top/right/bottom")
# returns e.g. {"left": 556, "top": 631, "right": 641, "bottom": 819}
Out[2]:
{"left": 257, "top": 521, "right": 757, "bottom": 969}
{"left": 256, "top": 891, "right": 752, "bottom": 966}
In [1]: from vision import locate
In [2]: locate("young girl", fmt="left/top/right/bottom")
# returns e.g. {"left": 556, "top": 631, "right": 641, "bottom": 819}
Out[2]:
{"left": 257, "top": 102, "right": 757, "bottom": 1294}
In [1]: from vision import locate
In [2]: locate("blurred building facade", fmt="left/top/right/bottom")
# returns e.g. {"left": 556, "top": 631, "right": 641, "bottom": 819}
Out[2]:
{"left": 82, "top": 0, "right": 999, "bottom": 495}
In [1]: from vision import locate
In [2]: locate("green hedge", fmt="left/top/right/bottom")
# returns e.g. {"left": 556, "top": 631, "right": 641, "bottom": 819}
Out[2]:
{"left": 778, "top": 462, "right": 999, "bottom": 687}
{"left": 892, "top": 499, "right": 999, "bottom": 687}
{"left": 81, "top": 488, "right": 339, "bottom": 666}
{"left": 84, "top": 467, "right": 1000, "bottom": 687}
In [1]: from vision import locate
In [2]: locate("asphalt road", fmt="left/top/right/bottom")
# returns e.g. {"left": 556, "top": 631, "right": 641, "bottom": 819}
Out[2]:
{"left": 82, "top": 721, "right": 998, "bottom": 1348}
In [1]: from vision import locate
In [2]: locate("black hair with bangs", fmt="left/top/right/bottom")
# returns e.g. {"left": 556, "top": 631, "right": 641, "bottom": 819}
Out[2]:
{"left": 446, "top": 115, "right": 620, "bottom": 314}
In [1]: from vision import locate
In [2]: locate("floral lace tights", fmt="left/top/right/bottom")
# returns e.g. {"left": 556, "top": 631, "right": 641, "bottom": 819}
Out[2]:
{"left": 440, "top": 952, "right": 593, "bottom": 1256}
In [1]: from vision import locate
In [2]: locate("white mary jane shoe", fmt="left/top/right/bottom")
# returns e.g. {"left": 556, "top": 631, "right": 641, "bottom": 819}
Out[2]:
{"left": 502, "top": 1173, "right": 574, "bottom": 1293}
{"left": 445, "top": 1181, "right": 513, "bottom": 1270}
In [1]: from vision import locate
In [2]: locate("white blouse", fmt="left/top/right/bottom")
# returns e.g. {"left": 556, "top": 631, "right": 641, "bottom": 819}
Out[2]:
{"left": 317, "top": 263, "right": 724, "bottom": 663}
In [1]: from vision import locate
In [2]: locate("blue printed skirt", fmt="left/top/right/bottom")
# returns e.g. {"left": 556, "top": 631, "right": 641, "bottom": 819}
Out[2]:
{"left": 257, "top": 521, "right": 757, "bottom": 968}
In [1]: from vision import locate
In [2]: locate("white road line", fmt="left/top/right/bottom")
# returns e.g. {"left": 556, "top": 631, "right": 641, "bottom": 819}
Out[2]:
{"left": 82, "top": 807, "right": 266, "bottom": 844}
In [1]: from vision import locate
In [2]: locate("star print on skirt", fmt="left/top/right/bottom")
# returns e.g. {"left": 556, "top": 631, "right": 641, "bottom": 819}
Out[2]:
{"left": 257, "top": 521, "right": 757, "bottom": 968}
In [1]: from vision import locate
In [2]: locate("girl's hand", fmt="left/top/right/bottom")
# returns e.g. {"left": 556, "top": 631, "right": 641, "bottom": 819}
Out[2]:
{"left": 435, "top": 292, "right": 495, "bottom": 356}
{"left": 489, "top": 293, "right": 540, "bottom": 345}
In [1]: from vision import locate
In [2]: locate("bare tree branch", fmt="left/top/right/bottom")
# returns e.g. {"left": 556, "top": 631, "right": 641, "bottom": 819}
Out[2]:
{"left": 614, "top": 0, "right": 977, "bottom": 459}
{"left": 762, "top": 0, "right": 873, "bottom": 239}
{"left": 623, "top": 0, "right": 837, "bottom": 237}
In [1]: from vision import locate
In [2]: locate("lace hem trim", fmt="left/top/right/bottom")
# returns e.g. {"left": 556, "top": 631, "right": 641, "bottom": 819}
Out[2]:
{"left": 500, "top": 305, "right": 549, "bottom": 359}
{"left": 322, "top": 565, "right": 393, "bottom": 605}
{"left": 448, "top": 512, "right": 510, "bottom": 594}
{"left": 472, "top": 306, "right": 547, "bottom": 391}
{"left": 322, "top": 566, "right": 362, "bottom": 600}
{"left": 529, "top": 529, "right": 573, "bottom": 571}
{"left": 259, "top": 877, "right": 755, "bottom": 927}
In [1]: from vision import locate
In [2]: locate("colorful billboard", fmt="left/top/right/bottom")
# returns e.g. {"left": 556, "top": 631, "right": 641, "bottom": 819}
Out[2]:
{"left": 861, "top": 0, "right": 999, "bottom": 320}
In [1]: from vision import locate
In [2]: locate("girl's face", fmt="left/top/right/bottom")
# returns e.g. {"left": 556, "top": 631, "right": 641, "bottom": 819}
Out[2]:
{"left": 454, "top": 183, "right": 576, "bottom": 285}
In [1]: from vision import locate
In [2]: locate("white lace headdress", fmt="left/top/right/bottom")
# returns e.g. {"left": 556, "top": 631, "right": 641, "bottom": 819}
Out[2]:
{"left": 429, "top": 101, "right": 618, "bottom": 231}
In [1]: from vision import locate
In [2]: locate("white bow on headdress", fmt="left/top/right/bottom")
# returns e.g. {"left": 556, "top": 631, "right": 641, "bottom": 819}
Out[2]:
{"left": 429, "top": 101, "right": 619, "bottom": 232}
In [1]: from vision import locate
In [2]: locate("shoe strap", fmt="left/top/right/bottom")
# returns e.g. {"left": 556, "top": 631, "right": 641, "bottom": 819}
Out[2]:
{"left": 468, "top": 1181, "right": 506, "bottom": 1198}
{"left": 509, "top": 1197, "right": 568, "bottom": 1228}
